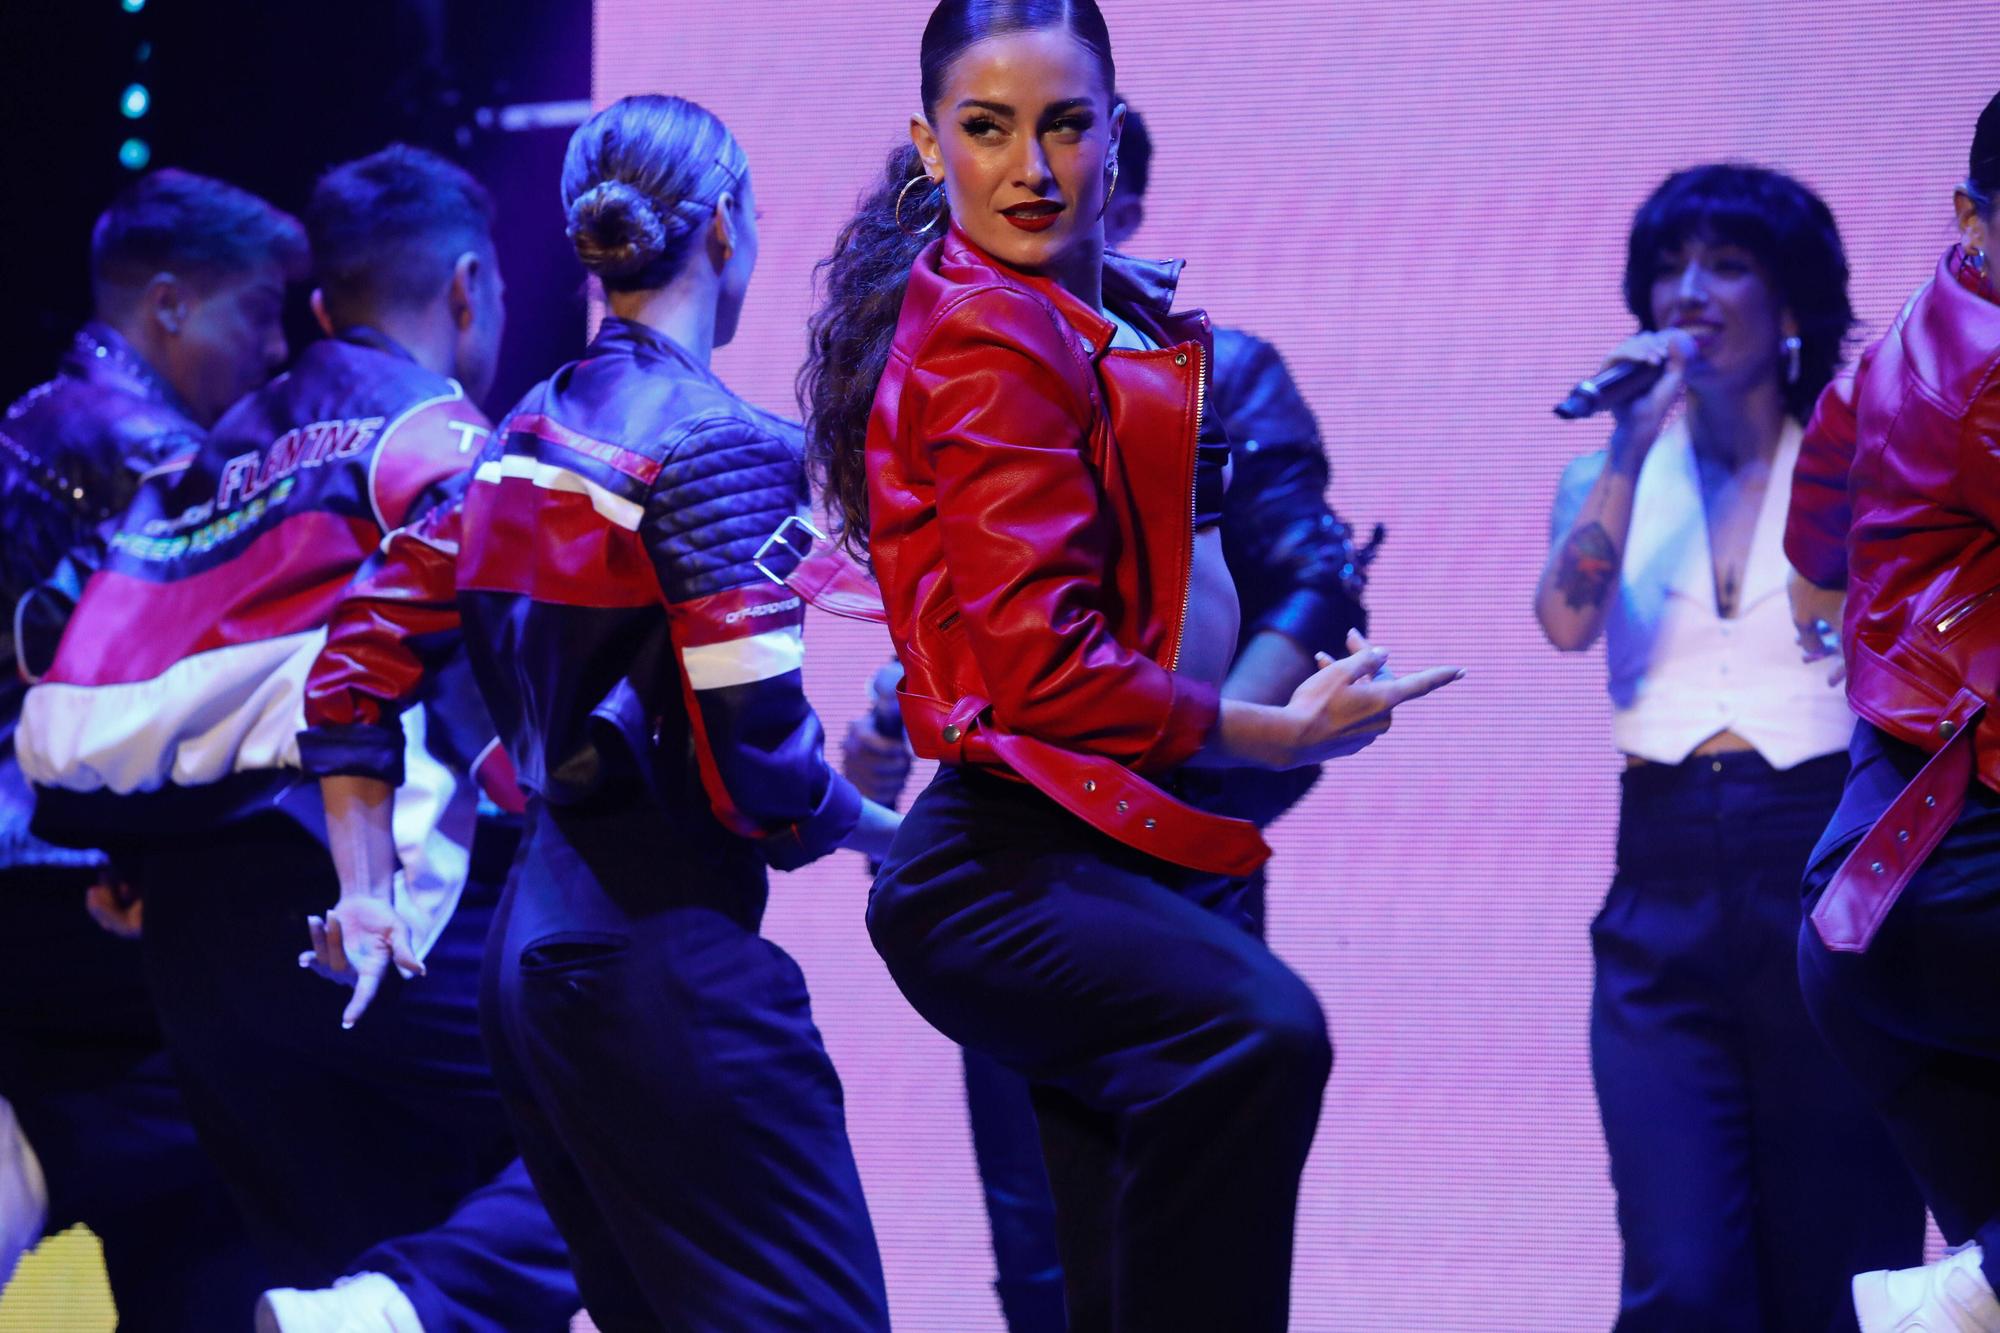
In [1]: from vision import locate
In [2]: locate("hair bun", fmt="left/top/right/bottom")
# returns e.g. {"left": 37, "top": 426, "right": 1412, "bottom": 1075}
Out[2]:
{"left": 566, "top": 179, "right": 668, "bottom": 280}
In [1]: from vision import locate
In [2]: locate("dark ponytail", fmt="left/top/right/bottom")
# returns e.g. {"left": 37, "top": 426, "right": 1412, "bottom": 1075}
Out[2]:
{"left": 800, "top": 0, "right": 1114, "bottom": 561}
{"left": 801, "top": 142, "right": 947, "bottom": 563}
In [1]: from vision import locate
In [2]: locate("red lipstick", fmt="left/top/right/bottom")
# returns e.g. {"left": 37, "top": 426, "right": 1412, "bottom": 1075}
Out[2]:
{"left": 1002, "top": 201, "right": 1063, "bottom": 233}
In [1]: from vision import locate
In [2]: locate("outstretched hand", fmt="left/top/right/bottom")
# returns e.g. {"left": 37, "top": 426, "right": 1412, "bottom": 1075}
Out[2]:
{"left": 1283, "top": 630, "right": 1464, "bottom": 765}
{"left": 300, "top": 894, "right": 425, "bottom": 1030}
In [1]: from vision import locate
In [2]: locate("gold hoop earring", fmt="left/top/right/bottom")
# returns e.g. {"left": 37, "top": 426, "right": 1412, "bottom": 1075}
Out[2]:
{"left": 896, "top": 175, "right": 944, "bottom": 240}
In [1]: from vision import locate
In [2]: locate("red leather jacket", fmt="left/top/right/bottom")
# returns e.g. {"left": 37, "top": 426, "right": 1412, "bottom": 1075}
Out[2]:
{"left": 1787, "top": 246, "right": 2000, "bottom": 948}
{"left": 1787, "top": 246, "right": 2000, "bottom": 779}
{"left": 867, "top": 227, "right": 1268, "bottom": 876}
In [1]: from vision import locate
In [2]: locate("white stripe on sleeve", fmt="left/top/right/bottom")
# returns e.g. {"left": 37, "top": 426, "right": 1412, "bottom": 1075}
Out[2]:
{"left": 680, "top": 626, "right": 806, "bottom": 691}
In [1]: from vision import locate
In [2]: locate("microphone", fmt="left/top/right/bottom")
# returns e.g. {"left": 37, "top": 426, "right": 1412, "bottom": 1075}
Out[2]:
{"left": 1553, "top": 331, "right": 1694, "bottom": 420}
{"left": 863, "top": 662, "right": 906, "bottom": 877}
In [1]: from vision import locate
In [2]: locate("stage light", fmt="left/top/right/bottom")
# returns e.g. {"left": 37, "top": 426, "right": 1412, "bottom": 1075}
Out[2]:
{"left": 120, "top": 83, "right": 150, "bottom": 118}
{"left": 121, "top": 0, "right": 146, "bottom": 12}
{"left": 119, "top": 138, "right": 151, "bottom": 171}
{"left": 136, "top": 41, "right": 153, "bottom": 62}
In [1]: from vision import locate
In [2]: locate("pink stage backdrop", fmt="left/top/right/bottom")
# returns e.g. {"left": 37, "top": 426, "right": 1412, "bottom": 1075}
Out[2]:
{"left": 595, "top": 4, "right": 1989, "bottom": 1327}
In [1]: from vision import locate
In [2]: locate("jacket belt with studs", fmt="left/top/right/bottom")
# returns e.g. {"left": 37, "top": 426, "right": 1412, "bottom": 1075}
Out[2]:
{"left": 1787, "top": 247, "right": 2000, "bottom": 949}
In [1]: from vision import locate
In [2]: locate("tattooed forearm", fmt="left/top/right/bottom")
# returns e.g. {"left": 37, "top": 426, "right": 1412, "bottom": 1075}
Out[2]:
{"left": 1555, "top": 522, "right": 1619, "bottom": 611}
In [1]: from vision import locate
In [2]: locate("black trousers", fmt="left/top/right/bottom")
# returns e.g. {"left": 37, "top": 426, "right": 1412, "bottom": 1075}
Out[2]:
{"left": 1593, "top": 752, "right": 1924, "bottom": 1332}
{"left": 961, "top": 872, "right": 1273, "bottom": 1333}
{"left": 1801, "top": 785, "right": 2000, "bottom": 1296}
{"left": 134, "top": 816, "right": 579, "bottom": 1332}
{"left": 870, "top": 766, "right": 1329, "bottom": 1333}
{"left": 480, "top": 797, "right": 889, "bottom": 1333}
{"left": 962, "top": 1045, "right": 1067, "bottom": 1332}
{"left": 0, "top": 865, "right": 267, "bottom": 1332}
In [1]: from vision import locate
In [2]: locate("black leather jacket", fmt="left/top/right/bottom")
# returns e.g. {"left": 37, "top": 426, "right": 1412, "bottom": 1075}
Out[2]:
{"left": 1183, "top": 327, "right": 1379, "bottom": 832}
{"left": 0, "top": 323, "right": 200, "bottom": 868}
{"left": 302, "top": 317, "right": 861, "bottom": 878}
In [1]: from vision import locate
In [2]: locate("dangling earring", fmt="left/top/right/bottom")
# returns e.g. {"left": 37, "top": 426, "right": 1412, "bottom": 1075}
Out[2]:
{"left": 1969, "top": 246, "right": 1990, "bottom": 278}
{"left": 1781, "top": 334, "right": 1802, "bottom": 385}
{"left": 1106, "top": 157, "right": 1120, "bottom": 207}
{"left": 895, "top": 174, "right": 944, "bottom": 240}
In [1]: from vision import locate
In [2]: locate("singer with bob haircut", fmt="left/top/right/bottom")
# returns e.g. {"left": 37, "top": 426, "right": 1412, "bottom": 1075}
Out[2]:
{"left": 804, "top": 1, "right": 1459, "bottom": 1327}
{"left": 1534, "top": 163, "right": 1923, "bottom": 1331}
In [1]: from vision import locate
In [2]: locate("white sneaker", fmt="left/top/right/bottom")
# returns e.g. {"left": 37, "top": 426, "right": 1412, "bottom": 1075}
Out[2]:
{"left": 1855, "top": 1245, "right": 2000, "bottom": 1332}
{"left": 0, "top": 1096, "right": 48, "bottom": 1286}
{"left": 255, "top": 1271, "right": 424, "bottom": 1333}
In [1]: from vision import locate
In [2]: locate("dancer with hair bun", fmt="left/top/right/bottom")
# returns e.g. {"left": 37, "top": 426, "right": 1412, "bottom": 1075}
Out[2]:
{"left": 303, "top": 94, "right": 899, "bottom": 1332}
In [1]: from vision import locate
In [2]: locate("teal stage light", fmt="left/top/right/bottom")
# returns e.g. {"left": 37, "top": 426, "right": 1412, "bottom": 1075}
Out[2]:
{"left": 119, "top": 138, "right": 151, "bottom": 171}
{"left": 121, "top": 0, "right": 146, "bottom": 12}
{"left": 120, "top": 83, "right": 151, "bottom": 118}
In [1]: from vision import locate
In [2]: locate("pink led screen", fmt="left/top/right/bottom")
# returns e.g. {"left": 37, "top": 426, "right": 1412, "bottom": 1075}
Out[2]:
{"left": 595, "top": 4, "right": 1990, "bottom": 1327}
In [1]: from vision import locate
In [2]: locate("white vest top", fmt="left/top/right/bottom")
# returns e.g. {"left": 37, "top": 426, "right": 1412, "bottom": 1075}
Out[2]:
{"left": 1604, "top": 418, "right": 1854, "bottom": 769}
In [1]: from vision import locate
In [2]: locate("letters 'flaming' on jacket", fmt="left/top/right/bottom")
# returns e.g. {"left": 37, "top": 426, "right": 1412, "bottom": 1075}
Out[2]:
{"left": 16, "top": 328, "right": 495, "bottom": 953}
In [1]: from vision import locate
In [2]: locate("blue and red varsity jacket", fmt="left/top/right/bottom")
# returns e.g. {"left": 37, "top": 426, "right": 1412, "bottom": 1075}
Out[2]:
{"left": 299, "top": 316, "right": 860, "bottom": 873}
{"left": 17, "top": 328, "right": 497, "bottom": 950}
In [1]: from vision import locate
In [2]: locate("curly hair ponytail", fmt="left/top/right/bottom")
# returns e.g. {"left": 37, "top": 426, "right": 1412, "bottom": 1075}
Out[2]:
{"left": 799, "top": 0, "right": 1114, "bottom": 562}
{"left": 799, "top": 142, "right": 945, "bottom": 563}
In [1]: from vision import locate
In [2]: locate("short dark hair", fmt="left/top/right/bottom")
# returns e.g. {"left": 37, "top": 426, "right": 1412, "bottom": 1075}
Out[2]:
{"left": 308, "top": 144, "right": 494, "bottom": 323}
{"left": 1623, "top": 163, "right": 1853, "bottom": 421}
{"left": 90, "top": 168, "right": 307, "bottom": 313}
{"left": 1970, "top": 89, "right": 2000, "bottom": 217}
{"left": 1117, "top": 101, "right": 1152, "bottom": 199}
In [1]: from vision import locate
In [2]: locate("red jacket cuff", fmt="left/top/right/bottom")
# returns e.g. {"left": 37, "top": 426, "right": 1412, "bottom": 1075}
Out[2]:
{"left": 1135, "top": 675, "right": 1220, "bottom": 774}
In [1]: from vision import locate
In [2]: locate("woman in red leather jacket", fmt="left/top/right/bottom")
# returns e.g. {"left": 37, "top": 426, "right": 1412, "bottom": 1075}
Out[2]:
{"left": 802, "top": 4, "right": 1458, "bottom": 1329}
{"left": 1788, "top": 89, "right": 2000, "bottom": 1332}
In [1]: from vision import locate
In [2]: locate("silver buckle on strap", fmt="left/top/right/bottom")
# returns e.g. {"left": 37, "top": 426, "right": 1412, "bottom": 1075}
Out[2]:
{"left": 753, "top": 513, "right": 829, "bottom": 587}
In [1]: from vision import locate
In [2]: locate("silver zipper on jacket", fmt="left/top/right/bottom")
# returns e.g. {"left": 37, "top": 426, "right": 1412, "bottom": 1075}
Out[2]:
{"left": 1168, "top": 341, "right": 1206, "bottom": 673}
{"left": 1936, "top": 588, "right": 1998, "bottom": 636}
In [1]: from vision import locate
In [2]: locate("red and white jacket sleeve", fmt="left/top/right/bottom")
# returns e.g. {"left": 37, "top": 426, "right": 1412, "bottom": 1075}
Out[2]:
{"left": 298, "top": 494, "right": 465, "bottom": 787}
{"left": 646, "top": 417, "right": 860, "bottom": 871}
{"left": 296, "top": 398, "right": 515, "bottom": 800}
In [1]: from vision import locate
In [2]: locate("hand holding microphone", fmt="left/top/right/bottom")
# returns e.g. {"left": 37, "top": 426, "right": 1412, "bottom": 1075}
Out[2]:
{"left": 843, "top": 659, "right": 912, "bottom": 808}
{"left": 1555, "top": 328, "right": 1696, "bottom": 465}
